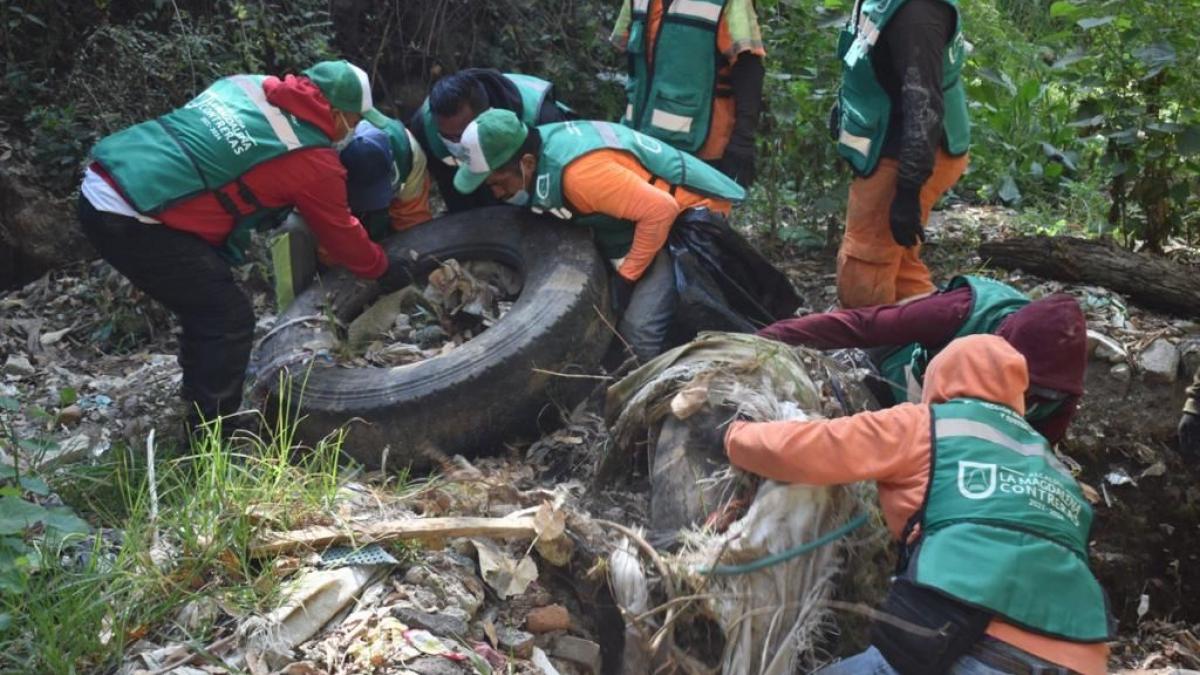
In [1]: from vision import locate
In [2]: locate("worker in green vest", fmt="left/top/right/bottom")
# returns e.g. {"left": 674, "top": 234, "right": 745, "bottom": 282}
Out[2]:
{"left": 1180, "top": 369, "right": 1200, "bottom": 457}
{"left": 832, "top": 0, "right": 970, "bottom": 308}
{"left": 726, "top": 334, "right": 1111, "bottom": 674}
{"left": 450, "top": 109, "right": 744, "bottom": 362}
{"left": 78, "top": 60, "right": 415, "bottom": 438}
{"left": 407, "top": 68, "right": 571, "bottom": 213}
{"left": 272, "top": 114, "right": 433, "bottom": 309}
{"left": 612, "top": 0, "right": 766, "bottom": 187}
{"left": 756, "top": 276, "right": 1088, "bottom": 444}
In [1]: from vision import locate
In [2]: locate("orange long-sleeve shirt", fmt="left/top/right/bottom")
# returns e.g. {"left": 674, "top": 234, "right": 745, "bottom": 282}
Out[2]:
{"left": 724, "top": 335, "right": 1109, "bottom": 675}
{"left": 561, "top": 149, "right": 731, "bottom": 282}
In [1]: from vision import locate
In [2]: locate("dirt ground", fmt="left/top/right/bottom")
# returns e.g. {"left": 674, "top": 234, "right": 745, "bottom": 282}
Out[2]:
{"left": 2, "top": 206, "right": 1200, "bottom": 672}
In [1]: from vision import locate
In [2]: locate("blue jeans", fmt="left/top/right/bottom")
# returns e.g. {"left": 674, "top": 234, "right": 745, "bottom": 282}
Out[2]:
{"left": 816, "top": 646, "right": 1010, "bottom": 675}
{"left": 617, "top": 251, "right": 677, "bottom": 363}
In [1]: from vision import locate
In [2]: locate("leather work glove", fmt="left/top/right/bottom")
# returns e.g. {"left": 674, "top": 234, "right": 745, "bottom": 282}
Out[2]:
{"left": 890, "top": 186, "right": 924, "bottom": 247}
{"left": 719, "top": 139, "right": 757, "bottom": 188}
{"left": 610, "top": 274, "right": 635, "bottom": 315}
{"left": 1179, "top": 412, "right": 1200, "bottom": 458}
{"left": 378, "top": 255, "right": 415, "bottom": 293}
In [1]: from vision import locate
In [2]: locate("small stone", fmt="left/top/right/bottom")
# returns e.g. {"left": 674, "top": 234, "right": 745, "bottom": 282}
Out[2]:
{"left": 548, "top": 635, "right": 602, "bottom": 673}
{"left": 1138, "top": 338, "right": 1180, "bottom": 383}
{"left": 526, "top": 604, "right": 571, "bottom": 634}
{"left": 1178, "top": 337, "right": 1200, "bottom": 377}
{"left": 57, "top": 404, "right": 83, "bottom": 427}
{"left": 406, "top": 656, "right": 470, "bottom": 675}
{"left": 413, "top": 325, "right": 448, "bottom": 348}
{"left": 3, "top": 354, "right": 35, "bottom": 377}
{"left": 392, "top": 606, "right": 468, "bottom": 637}
{"left": 497, "top": 627, "right": 535, "bottom": 659}
{"left": 1087, "top": 330, "right": 1126, "bottom": 363}
{"left": 1109, "top": 363, "right": 1131, "bottom": 382}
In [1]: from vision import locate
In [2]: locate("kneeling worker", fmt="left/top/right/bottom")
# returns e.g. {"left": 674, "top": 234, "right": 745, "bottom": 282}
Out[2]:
{"left": 79, "top": 60, "right": 415, "bottom": 435}
{"left": 725, "top": 334, "right": 1111, "bottom": 675}
{"left": 452, "top": 109, "right": 744, "bottom": 362}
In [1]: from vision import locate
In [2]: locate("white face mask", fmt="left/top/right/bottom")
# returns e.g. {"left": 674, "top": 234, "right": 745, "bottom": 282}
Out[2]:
{"left": 505, "top": 166, "right": 530, "bottom": 206}
{"left": 441, "top": 136, "right": 468, "bottom": 163}
{"left": 332, "top": 113, "right": 355, "bottom": 151}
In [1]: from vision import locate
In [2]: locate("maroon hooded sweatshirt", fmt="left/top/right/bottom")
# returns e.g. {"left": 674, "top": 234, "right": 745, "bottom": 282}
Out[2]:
{"left": 757, "top": 289, "right": 1087, "bottom": 443}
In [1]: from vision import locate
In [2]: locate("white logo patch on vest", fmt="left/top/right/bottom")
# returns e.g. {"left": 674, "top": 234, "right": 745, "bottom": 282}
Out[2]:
{"left": 957, "top": 461, "right": 997, "bottom": 500}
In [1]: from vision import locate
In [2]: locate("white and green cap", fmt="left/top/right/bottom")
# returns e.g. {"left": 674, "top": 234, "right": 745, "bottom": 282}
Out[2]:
{"left": 452, "top": 108, "right": 529, "bottom": 194}
{"left": 303, "top": 60, "right": 389, "bottom": 128}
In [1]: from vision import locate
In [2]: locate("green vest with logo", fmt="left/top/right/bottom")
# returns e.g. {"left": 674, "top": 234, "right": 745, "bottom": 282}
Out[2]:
{"left": 835, "top": 0, "right": 970, "bottom": 175}
{"left": 879, "top": 276, "right": 1029, "bottom": 404}
{"left": 902, "top": 398, "right": 1110, "bottom": 641}
{"left": 530, "top": 120, "right": 744, "bottom": 258}
{"left": 90, "top": 74, "right": 332, "bottom": 262}
{"left": 421, "top": 73, "right": 555, "bottom": 166}
{"left": 623, "top": 0, "right": 728, "bottom": 153}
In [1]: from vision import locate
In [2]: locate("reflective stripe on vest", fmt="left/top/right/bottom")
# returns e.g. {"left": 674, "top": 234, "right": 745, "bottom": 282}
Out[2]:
{"left": 89, "top": 74, "right": 331, "bottom": 263}
{"left": 906, "top": 399, "right": 1111, "bottom": 641}
{"left": 531, "top": 120, "right": 743, "bottom": 258}
{"left": 835, "top": 0, "right": 970, "bottom": 175}
{"left": 231, "top": 75, "right": 303, "bottom": 150}
{"left": 623, "top": 0, "right": 727, "bottom": 153}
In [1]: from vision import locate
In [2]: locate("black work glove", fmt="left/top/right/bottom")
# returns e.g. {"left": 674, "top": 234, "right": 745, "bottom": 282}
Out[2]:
{"left": 1179, "top": 412, "right": 1200, "bottom": 458}
{"left": 610, "top": 274, "right": 635, "bottom": 315}
{"left": 890, "top": 186, "right": 924, "bottom": 247}
{"left": 378, "top": 255, "right": 415, "bottom": 293}
{"left": 719, "top": 139, "right": 757, "bottom": 188}
{"left": 828, "top": 101, "right": 841, "bottom": 142}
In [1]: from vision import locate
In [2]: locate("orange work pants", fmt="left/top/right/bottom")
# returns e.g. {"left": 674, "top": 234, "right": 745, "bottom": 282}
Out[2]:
{"left": 836, "top": 149, "right": 969, "bottom": 309}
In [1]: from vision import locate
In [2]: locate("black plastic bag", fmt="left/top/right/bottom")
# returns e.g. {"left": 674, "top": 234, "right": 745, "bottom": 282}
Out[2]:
{"left": 666, "top": 209, "right": 805, "bottom": 345}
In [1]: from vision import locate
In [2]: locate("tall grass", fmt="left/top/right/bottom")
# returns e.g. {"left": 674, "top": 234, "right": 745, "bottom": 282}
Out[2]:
{"left": 0, "top": 400, "right": 351, "bottom": 673}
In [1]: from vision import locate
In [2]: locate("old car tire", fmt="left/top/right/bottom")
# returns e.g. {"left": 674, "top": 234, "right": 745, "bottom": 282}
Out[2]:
{"left": 251, "top": 206, "right": 613, "bottom": 470}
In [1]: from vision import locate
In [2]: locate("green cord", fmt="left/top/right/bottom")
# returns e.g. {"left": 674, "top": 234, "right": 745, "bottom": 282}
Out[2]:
{"left": 699, "top": 512, "right": 870, "bottom": 576}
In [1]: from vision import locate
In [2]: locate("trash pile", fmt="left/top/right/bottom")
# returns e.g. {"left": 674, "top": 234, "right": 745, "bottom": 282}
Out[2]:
{"left": 0, "top": 262, "right": 187, "bottom": 469}
{"left": 339, "top": 260, "right": 520, "bottom": 369}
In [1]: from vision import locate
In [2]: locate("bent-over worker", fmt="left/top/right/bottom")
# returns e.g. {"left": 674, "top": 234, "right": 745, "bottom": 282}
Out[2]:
{"left": 408, "top": 68, "right": 570, "bottom": 212}
{"left": 725, "top": 334, "right": 1111, "bottom": 675}
{"left": 79, "top": 60, "right": 415, "bottom": 436}
{"left": 758, "top": 276, "right": 1087, "bottom": 443}
{"left": 451, "top": 109, "right": 744, "bottom": 362}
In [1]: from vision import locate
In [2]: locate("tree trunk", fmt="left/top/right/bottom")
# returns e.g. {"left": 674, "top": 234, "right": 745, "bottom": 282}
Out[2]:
{"left": 0, "top": 165, "right": 86, "bottom": 291}
{"left": 978, "top": 235, "right": 1200, "bottom": 317}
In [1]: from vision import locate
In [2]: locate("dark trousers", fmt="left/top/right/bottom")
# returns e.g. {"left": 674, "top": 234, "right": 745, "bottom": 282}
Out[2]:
{"left": 79, "top": 198, "right": 255, "bottom": 427}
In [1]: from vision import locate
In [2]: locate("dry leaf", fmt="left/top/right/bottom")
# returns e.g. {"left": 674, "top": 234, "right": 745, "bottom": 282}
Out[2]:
{"left": 473, "top": 538, "right": 538, "bottom": 599}
{"left": 483, "top": 618, "right": 498, "bottom": 648}
{"left": 533, "top": 502, "right": 566, "bottom": 541}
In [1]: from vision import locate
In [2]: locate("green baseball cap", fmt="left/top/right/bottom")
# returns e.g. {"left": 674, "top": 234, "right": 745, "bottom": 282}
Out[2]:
{"left": 303, "top": 60, "right": 389, "bottom": 128}
{"left": 452, "top": 108, "right": 529, "bottom": 194}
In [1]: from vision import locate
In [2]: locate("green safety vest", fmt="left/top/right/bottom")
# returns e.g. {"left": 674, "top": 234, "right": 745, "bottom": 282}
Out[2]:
{"left": 90, "top": 74, "right": 332, "bottom": 262}
{"left": 420, "top": 73, "right": 555, "bottom": 167}
{"left": 530, "top": 120, "right": 744, "bottom": 258}
{"left": 879, "top": 276, "right": 1029, "bottom": 404}
{"left": 902, "top": 398, "right": 1110, "bottom": 641}
{"left": 623, "top": 0, "right": 728, "bottom": 153}
{"left": 835, "top": 0, "right": 970, "bottom": 175}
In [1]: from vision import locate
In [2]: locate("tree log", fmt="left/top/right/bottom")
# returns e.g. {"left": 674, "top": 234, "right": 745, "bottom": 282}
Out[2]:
{"left": 978, "top": 235, "right": 1200, "bottom": 317}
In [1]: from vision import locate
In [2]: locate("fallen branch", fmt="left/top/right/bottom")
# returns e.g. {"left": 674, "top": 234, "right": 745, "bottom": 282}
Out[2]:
{"left": 248, "top": 516, "right": 538, "bottom": 558}
{"left": 978, "top": 235, "right": 1200, "bottom": 316}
